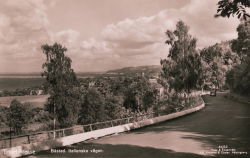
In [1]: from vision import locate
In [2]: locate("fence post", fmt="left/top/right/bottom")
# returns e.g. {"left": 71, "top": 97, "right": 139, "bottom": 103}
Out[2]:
{"left": 90, "top": 125, "right": 92, "bottom": 131}
{"left": 111, "top": 121, "right": 113, "bottom": 127}
{"left": 27, "top": 135, "right": 30, "bottom": 144}
{"left": 62, "top": 129, "right": 65, "bottom": 137}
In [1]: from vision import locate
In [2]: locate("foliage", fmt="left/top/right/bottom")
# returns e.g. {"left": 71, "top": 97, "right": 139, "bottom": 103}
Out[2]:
{"left": 200, "top": 42, "right": 240, "bottom": 89}
{"left": 123, "top": 76, "right": 157, "bottom": 112}
{"left": 41, "top": 43, "right": 80, "bottom": 128}
{"left": 0, "top": 106, "right": 8, "bottom": 127}
{"left": 227, "top": 59, "right": 250, "bottom": 95}
{"left": 6, "top": 100, "right": 30, "bottom": 134}
{"left": 107, "top": 65, "right": 161, "bottom": 77}
{"left": 142, "top": 88, "right": 158, "bottom": 111}
{"left": 216, "top": 0, "right": 250, "bottom": 20}
{"left": 104, "top": 95, "right": 125, "bottom": 120}
{"left": 78, "top": 88, "right": 106, "bottom": 124}
{"left": 160, "top": 20, "right": 203, "bottom": 94}
{"left": 32, "top": 108, "right": 52, "bottom": 123}
{"left": 231, "top": 20, "right": 250, "bottom": 58}
{"left": 226, "top": 20, "right": 250, "bottom": 96}
{"left": 0, "top": 86, "right": 45, "bottom": 97}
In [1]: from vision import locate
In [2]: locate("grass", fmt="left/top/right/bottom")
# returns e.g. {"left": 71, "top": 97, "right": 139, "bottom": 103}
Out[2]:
{"left": 0, "top": 95, "right": 49, "bottom": 107}
{"left": 0, "top": 78, "right": 45, "bottom": 91}
{"left": 224, "top": 92, "right": 250, "bottom": 105}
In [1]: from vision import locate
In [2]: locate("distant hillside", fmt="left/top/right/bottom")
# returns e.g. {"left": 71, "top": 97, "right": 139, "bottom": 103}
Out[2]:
{"left": 106, "top": 65, "right": 161, "bottom": 76}
{"left": 0, "top": 66, "right": 163, "bottom": 89}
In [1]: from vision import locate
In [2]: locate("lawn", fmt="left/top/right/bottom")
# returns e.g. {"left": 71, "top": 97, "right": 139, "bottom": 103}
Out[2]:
{"left": 0, "top": 95, "right": 49, "bottom": 108}
{"left": 0, "top": 78, "right": 45, "bottom": 91}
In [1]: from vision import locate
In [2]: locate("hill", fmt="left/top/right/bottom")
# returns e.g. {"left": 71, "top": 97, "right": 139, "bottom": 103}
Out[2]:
{"left": 106, "top": 65, "right": 161, "bottom": 77}
{"left": 0, "top": 65, "right": 162, "bottom": 90}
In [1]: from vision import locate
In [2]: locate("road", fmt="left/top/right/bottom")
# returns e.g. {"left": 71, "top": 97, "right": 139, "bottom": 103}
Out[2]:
{"left": 29, "top": 93, "right": 250, "bottom": 158}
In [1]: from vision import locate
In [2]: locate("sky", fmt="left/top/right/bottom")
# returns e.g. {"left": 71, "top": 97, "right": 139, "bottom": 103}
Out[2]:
{"left": 0, "top": 0, "right": 240, "bottom": 73}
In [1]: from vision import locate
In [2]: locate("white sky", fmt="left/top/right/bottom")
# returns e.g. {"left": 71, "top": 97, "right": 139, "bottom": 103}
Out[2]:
{"left": 0, "top": 0, "right": 240, "bottom": 73}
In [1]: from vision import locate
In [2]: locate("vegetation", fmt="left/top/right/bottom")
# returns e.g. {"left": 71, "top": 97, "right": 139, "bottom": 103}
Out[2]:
{"left": 226, "top": 20, "right": 250, "bottom": 96}
{"left": 0, "top": 78, "right": 44, "bottom": 94}
{"left": 78, "top": 76, "right": 158, "bottom": 124}
{"left": 107, "top": 65, "right": 161, "bottom": 77}
{"left": 41, "top": 43, "right": 80, "bottom": 128}
{"left": 123, "top": 76, "right": 158, "bottom": 112}
{"left": 215, "top": 1, "right": 250, "bottom": 96}
{"left": 216, "top": 0, "right": 250, "bottom": 20}
{"left": 3, "top": 16, "right": 248, "bottom": 137}
{"left": 0, "top": 106, "right": 8, "bottom": 128}
{"left": 78, "top": 88, "right": 106, "bottom": 124}
{"left": 200, "top": 42, "right": 240, "bottom": 90}
{"left": 160, "top": 21, "right": 203, "bottom": 95}
{"left": 6, "top": 100, "right": 31, "bottom": 134}
{"left": 1, "top": 1, "right": 250, "bottom": 144}
{"left": 0, "top": 95, "right": 48, "bottom": 108}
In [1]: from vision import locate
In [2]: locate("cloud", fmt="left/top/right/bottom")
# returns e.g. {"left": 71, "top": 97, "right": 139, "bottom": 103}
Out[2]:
{"left": 73, "top": 0, "right": 240, "bottom": 72}
{"left": 0, "top": 0, "right": 241, "bottom": 73}
{"left": 53, "top": 29, "right": 80, "bottom": 46}
{"left": 0, "top": 0, "right": 81, "bottom": 72}
{"left": 100, "top": 0, "right": 239, "bottom": 49}
{"left": 0, "top": 0, "right": 51, "bottom": 72}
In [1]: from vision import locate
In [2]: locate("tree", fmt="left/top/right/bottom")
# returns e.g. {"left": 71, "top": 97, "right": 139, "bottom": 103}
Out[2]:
{"left": 123, "top": 77, "right": 157, "bottom": 112}
{"left": 78, "top": 88, "right": 105, "bottom": 124}
{"left": 200, "top": 42, "right": 240, "bottom": 89}
{"left": 7, "top": 100, "right": 29, "bottom": 134}
{"left": 232, "top": 20, "right": 250, "bottom": 58}
{"left": 215, "top": 0, "right": 250, "bottom": 20}
{"left": 104, "top": 95, "right": 125, "bottom": 120}
{"left": 161, "top": 21, "right": 203, "bottom": 95}
{"left": 215, "top": 1, "right": 250, "bottom": 96}
{"left": 226, "top": 59, "right": 250, "bottom": 95}
{"left": 41, "top": 43, "right": 79, "bottom": 128}
{"left": 0, "top": 106, "right": 8, "bottom": 129}
{"left": 226, "top": 20, "right": 250, "bottom": 96}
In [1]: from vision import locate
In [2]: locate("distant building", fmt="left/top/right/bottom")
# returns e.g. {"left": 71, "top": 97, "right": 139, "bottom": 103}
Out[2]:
{"left": 30, "top": 89, "right": 44, "bottom": 95}
{"left": 37, "top": 90, "right": 43, "bottom": 95}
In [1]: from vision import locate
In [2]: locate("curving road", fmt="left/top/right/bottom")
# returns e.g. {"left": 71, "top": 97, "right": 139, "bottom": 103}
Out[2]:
{"left": 30, "top": 93, "right": 250, "bottom": 158}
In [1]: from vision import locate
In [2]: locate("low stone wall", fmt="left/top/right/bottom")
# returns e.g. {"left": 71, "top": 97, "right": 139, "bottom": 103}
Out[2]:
{"left": 0, "top": 97, "right": 205, "bottom": 158}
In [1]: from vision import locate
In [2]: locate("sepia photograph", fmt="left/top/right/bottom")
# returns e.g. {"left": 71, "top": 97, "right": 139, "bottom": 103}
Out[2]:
{"left": 0, "top": 0, "right": 249, "bottom": 157}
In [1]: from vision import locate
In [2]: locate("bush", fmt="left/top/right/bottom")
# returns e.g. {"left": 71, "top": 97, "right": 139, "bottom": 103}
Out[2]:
{"left": 33, "top": 110, "right": 51, "bottom": 122}
{"left": 7, "top": 100, "right": 30, "bottom": 134}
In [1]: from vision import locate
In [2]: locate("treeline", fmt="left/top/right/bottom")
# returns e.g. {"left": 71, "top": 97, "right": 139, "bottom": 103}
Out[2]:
{"left": 215, "top": 0, "right": 250, "bottom": 96}
{"left": 39, "top": 43, "right": 162, "bottom": 129}
{"left": 159, "top": 21, "right": 239, "bottom": 96}
{"left": 0, "top": 76, "right": 159, "bottom": 135}
{"left": 0, "top": 100, "right": 50, "bottom": 135}
{"left": 160, "top": 18, "right": 249, "bottom": 97}
{"left": 0, "top": 86, "right": 46, "bottom": 97}
{"left": 226, "top": 20, "right": 250, "bottom": 96}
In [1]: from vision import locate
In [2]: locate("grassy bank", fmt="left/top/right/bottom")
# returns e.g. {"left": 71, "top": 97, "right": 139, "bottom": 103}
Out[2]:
{"left": 224, "top": 92, "right": 250, "bottom": 105}
{"left": 0, "top": 95, "right": 48, "bottom": 107}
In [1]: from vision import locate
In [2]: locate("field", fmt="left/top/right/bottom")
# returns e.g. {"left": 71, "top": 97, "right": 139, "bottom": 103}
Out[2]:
{"left": 0, "top": 78, "right": 45, "bottom": 91}
{"left": 0, "top": 95, "right": 49, "bottom": 107}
